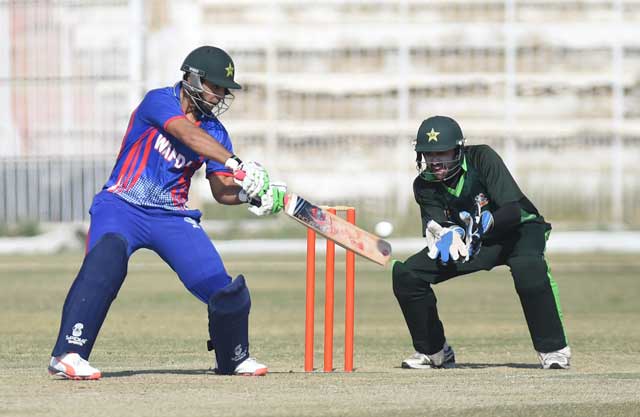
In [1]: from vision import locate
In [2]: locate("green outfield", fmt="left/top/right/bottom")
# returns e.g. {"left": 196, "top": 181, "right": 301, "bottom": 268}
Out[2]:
{"left": 1, "top": 250, "right": 639, "bottom": 417}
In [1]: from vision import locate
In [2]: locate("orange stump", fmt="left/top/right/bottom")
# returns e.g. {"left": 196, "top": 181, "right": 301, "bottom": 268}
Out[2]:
{"left": 304, "top": 228, "right": 316, "bottom": 372}
{"left": 344, "top": 208, "right": 356, "bottom": 372}
{"left": 304, "top": 206, "right": 356, "bottom": 372}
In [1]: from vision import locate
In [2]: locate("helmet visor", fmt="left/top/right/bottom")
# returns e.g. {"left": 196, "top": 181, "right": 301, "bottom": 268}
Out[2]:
{"left": 417, "top": 149, "right": 463, "bottom": 182}
{"left": 182, "top": 74, "right": 235, "bottom": 117}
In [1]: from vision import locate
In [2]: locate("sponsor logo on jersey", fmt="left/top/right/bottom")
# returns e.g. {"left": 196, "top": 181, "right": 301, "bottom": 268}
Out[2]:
{"left": 154, "top": 134, "right": 194, "bottom": 170}
{"left": 474, "top": 193, "right": 489, "bottom": 208}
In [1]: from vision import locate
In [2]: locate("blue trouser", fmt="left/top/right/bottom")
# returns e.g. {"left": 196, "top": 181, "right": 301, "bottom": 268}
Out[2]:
{"left": 52, "top": 191, "right": 232, "bottom": 359}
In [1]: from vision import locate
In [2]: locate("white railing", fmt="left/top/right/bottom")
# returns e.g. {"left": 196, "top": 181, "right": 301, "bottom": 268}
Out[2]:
{"left": 1, "top": 0, "right": 639, "bottom": 229}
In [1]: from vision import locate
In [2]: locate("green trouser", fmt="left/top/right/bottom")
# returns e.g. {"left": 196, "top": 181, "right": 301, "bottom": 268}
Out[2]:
{"left": 392, "top": 221, "right": 567, "bottom": 356}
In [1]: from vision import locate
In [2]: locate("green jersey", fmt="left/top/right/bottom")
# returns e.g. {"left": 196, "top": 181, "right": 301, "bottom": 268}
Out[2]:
{"left": 413, "top": 145, "right": 545, "bottom": 236}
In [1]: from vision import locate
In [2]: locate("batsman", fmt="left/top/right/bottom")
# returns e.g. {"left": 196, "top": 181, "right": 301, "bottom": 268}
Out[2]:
{"left": 48, "top": 46, "right": 285, "bottom": 379}
{"left": 393, "top": 115, "right": 571, "bottom": 370}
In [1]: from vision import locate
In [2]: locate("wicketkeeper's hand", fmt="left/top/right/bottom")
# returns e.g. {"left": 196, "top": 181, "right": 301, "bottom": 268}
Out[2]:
{"left": 240, "top": 182, "right": 287, "bottom": 217}
{"left": 225, "top": 156, "right": 270, "bottom": 199}
{"left": 459, "top": 210, "right": 494, "bottom": 259}
{"left": 425, "top": 220, "right": 468, "bottom": 264}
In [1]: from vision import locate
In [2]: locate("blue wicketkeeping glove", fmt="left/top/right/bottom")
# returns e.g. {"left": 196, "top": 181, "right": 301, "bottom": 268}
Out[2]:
{"left": 459, "top": 210, "right": 494, "bottom": 259}
{"left": 426, "top": 221, "right": 468, "bottom": 264}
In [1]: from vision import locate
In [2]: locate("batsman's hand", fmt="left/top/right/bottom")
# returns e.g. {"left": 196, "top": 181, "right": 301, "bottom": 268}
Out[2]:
{"left": 225, "top": 156, "right": 270, "bottom": 199}
{"left": 459, "top": 210, "right": 494, "bottom": 259}
{"left": 425, "top": 220, "right": 468, "bottom": 264}
{"left": 241, "top": 182, "right": 287, "bottom": 217}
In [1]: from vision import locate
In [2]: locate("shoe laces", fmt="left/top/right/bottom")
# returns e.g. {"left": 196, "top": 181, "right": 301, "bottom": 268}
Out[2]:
{"left": 542, "top": 351, "right": 566, "bottom": 363}
{"left": 540, "top": 349, "right": 570, "bottom": 367}
{"left": 61, "top": 353, "right": 83, "bottom": 366}
{"left": 409, "top": 352, "right": 425, "bottom": 359}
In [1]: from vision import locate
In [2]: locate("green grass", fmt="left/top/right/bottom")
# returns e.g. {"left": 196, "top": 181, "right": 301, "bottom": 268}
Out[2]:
{"left": 0, "top": 221, "right": 40, "bottom": 237}
{"left": 1, "top": 251, "right": 639, "bottom": 417}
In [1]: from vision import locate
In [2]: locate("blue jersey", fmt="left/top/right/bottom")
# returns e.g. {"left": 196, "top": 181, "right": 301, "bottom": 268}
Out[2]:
{"left": 103, "top": 83, "right": 233, "bottom": 211}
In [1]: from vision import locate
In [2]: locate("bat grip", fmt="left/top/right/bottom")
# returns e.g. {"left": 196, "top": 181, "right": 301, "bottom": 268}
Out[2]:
{"left": 235, "top": 170, "right": 289, "bottom": 208}
{"left": 247, "top": 194, "right": 290, "bottom": 208}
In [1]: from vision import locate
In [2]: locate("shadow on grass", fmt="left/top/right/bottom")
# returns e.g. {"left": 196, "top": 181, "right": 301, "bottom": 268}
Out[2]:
{"left": 393, "top": 363, "right": 541, "bottom": 370}
{"left": 456, "top": 362, "right": 541, "bottom": 369}
{"left": 102, "top": 369, "right": 213, "bottom": 378}
{"left": 102, "top": 363, "right": 540, "bottom": 378}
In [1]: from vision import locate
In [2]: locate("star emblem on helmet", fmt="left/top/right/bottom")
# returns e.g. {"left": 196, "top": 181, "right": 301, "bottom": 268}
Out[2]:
{"left": 427, "top": 128, "right": 440, "bottom": 142}
{"left": 225, "top": 63, "right": 234, "bottom": 77}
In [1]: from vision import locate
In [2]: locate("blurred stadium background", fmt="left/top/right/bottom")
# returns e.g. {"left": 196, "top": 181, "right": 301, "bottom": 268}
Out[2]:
{"left": 1, "top": 0, "right": 640, "bottom": 235}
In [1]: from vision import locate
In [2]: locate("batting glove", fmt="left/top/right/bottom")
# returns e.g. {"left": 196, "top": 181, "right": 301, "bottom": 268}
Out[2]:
{"left": 425, "top": 220, "right": 468, "bottom": 264}
{"left": 240, "top": 182, "right": 287, "bottom": 217}
{"left": 225, "top": 156, "right": 270, "bottom": 199}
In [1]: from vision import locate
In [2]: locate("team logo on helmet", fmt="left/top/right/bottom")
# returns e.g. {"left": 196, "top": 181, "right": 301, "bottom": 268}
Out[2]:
{"left": 427, "top": 128, "right": 440, "bottom": 142}
{"left": 225, "top": 63, "right": 234, "bottom": 77}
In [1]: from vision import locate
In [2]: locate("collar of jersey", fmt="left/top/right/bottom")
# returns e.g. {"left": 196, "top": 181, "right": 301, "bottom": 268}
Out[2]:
{"left": 444, "top": 156, "right": 467, "bottom": 197}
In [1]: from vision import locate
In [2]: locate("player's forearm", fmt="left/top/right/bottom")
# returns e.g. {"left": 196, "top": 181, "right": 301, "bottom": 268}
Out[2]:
{"left": 210, "top": 183, "right": 244, "bottom": 205}
{"left": 182, "top": 127, "right": 233, "bottom": 163}
{"left": 166, "top": 119, "right": 233, "bottom": 164}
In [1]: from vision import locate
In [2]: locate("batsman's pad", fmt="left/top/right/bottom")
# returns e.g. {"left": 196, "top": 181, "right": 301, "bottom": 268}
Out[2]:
{"left": 207, "top": 275, "right": 251, "bottom": 374}
{"left": 52, "top": 233, "right": 129, "bottom": 358}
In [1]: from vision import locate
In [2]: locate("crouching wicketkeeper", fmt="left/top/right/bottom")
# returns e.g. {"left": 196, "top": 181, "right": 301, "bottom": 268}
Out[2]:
{"left": 393, "top": 115, "right": 571, "bottom": 370}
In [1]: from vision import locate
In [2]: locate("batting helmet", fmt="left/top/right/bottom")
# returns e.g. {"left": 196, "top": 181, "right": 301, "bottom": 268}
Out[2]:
{"left": 181, "top": 46, "right": 240, "bottom": 117}
{"left": 181, "top": 46, "right": 241, "bottom": 90}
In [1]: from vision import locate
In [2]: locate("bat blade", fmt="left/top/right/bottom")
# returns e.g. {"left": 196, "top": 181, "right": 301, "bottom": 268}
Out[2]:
{"left": 284, "top": 193, "right": 392, "bottom": 266}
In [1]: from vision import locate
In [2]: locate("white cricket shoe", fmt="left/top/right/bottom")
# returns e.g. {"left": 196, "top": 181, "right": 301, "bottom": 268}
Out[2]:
{"left": 538, "top": 346, "right": 571, "bottom": 369}
{"left": 233, "top": 357, "right": 268, "bottom": 376}
{"left": 48, "top": 352, "right": 101, "bottom": 380}
{"left": 402, "top": 342, "right": 456, "bottom": 369}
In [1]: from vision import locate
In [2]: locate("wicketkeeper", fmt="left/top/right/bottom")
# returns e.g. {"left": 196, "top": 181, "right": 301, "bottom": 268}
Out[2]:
{"left": 48, "top": 46, "right": 285, "bottom": 380}
{"left": 393, "top": 115, "right": 571, "bottom": 370}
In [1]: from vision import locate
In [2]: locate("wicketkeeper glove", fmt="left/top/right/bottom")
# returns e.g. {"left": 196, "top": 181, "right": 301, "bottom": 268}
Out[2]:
{"left": 425, "top": 220, "right": 468, "bottom": 264}
{"left": 239, "top": 182, "right": 287, "bottom": 217}
{"left": 459, "top": 210, "right": 494, "bottom": 259}
{"left": 225, "top": 156, "right": 270, "bottom": 199}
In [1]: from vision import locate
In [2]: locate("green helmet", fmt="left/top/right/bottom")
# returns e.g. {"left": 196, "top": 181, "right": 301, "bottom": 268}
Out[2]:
{"left": 181, "top": 46, "right": 241, "bottom": 90}
{"left": 414, "top": 116, "right": 466, "bottom": 182}
{"left": 180, "top": 46, "right": 240, "bottom": 117}
{"left": 414, "top": 115, "right": 464, "bottom": 152}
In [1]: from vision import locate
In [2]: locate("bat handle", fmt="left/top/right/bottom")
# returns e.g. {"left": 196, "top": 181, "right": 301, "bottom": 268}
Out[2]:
{"left": 246, "top": 193, "right": 289, "bottom": 208}
{"left": 235, "top": 170, "right": 290, "bottom": 208}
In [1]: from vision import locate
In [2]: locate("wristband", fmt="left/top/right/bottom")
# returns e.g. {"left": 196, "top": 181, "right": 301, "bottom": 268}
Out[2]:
{"left": 224, "top": 154, "right": 242, "bottom": 171}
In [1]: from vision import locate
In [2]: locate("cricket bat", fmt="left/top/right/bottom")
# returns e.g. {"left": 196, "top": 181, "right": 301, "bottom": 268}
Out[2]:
{"left": 283, "top": 193, "right": 392, "bottom": 266}
{"left": 233, "top": 170, "right": 392, "bottom": 265}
